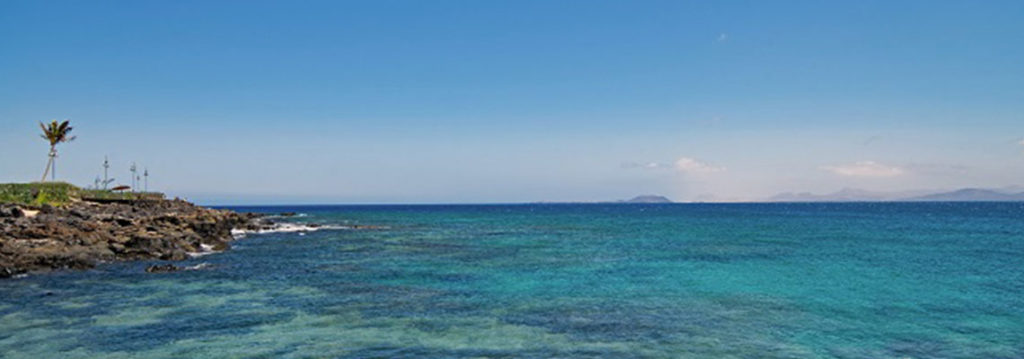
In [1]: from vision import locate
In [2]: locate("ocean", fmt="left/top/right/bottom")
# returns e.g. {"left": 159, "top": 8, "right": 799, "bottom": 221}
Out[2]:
{"left": 1, "top": 203, "right": 1022, "bottom": 358}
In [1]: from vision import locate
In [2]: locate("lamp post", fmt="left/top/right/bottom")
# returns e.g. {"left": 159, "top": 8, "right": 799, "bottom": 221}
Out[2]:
{"left": 130, "top": 163, "right": 137, "bottom": 192}
{"left": 103, "top": 156, "right": 110, "bottom": 189}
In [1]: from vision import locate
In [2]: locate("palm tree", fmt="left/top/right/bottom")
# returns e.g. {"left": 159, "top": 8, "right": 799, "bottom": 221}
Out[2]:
{"left": 39, "top": 120, "right": 75, "bottom": 182}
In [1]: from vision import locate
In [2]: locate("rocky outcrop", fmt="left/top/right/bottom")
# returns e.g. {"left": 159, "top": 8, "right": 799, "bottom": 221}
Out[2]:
{"left": 0, "top": 199, "right": 268, "bottom": 278}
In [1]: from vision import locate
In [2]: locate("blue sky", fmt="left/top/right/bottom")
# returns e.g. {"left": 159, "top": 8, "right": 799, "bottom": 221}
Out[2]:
{"left": 2, "top": 1, "right": 1023, "bottom": 204}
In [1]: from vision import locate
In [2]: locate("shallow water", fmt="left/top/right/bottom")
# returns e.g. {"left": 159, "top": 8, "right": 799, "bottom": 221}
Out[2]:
{"left": 2, "top": 203, "right": 1023, "bottom": 358}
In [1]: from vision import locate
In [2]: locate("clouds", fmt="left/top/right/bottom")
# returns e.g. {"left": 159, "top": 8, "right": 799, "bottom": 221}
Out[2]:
{"left": 629, "top": 157, "right": 912, "bottom": 179}
{"left": 675, "top": 157, "right": 726, "bottom": 174}
{"left": 820, "top": 161, "right": 904, "bottom": 178}
{"left": 621, "top": 161, "right": 670, "bottom": 170}
{"left": 1019, "top": 138, "right": 1024, "bottom": 146}
{"left": 623, "top": 157, "right": 725, "bottom": 174}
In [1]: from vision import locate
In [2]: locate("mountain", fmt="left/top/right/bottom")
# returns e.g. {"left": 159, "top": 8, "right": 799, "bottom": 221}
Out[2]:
{"left": 767, "top": 187, "right": 1024, "bottom": 202}
{"left": 904, "top": 188, "right": 1024, "bottom": 202}
{"left": 767, "top": 188, "right": 909, "bottom": 202}
{"left": 621, "top": 195, "right": 673, "bottom": 203}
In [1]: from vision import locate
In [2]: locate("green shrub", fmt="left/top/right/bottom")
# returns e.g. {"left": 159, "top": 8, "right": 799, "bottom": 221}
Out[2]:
{"left": 0, "top": 182, "right": 165, "bottom": 206}
{"left": 0, "top": 182, "right": 79, "bottom": 206}
{"left": 80, "top": 189, "right": 165, "bottom": 201}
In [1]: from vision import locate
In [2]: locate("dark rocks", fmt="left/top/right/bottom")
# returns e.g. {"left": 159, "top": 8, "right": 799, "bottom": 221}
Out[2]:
{"left": 208, "top": 241, "right": 230, "bottom": 251}
{"left": 145, "top": 264, "right": 181, "bottom": 273}
{"left": 0, "top": 205, "right": 24, "bottom": 218}
{"left": 145, "top": 262, "right": 212, "bottom": 273}
{"left": 0, "top": 199, "right": 264, "bottom": 278}
{"left": 69, "top": 209, "right": 89, "bottom": 219}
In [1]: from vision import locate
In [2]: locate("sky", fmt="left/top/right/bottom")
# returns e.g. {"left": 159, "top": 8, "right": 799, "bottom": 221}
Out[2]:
{"left": 1, "top": 0, "right": 1023, "bottom": 204}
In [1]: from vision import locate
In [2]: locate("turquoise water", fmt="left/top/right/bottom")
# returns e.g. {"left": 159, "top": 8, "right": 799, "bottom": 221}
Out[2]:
{"left": 1, "top": 203, "right": 1023, "bottom": 358}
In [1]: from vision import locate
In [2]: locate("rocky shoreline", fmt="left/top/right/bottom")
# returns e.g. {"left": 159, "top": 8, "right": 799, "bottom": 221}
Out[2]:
{"left": 0, "top": 199, "right": 270, "bottom": 278}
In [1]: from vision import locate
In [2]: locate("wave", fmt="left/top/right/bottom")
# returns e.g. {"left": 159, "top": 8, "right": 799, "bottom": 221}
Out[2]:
{"left": 184, "top": 263, "right": 212, "bottom": 271}
{"left": 231, "top": 223, "right": 349, "bottom": 238}
{"left": 263, "top": 213, "right": 309, "bottom": 219}
{"left": 187, "top": 243, "right": 221, "bottom": 258}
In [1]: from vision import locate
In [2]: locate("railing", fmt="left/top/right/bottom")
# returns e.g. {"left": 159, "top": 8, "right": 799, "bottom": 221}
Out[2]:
{"left": 80, "top": 190, "right": 165, "bottom": 202}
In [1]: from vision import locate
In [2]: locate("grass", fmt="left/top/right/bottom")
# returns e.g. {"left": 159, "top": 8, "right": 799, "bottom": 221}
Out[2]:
{"left": 80, "top": 189, "right": 164, "bottom": 202}
{"left": 0, "top": 182, "right": 164, "bottom": 206}
{"left": 0, "top": 182, "right": 79, "bottom": 206}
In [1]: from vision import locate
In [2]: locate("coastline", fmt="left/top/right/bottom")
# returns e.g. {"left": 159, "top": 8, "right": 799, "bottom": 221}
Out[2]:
{"left": 0, "top": 199, "right": 269, "bottom": 278}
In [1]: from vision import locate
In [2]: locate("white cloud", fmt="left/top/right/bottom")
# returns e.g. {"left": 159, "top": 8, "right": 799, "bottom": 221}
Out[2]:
{"left": 675, "top": 157, "right": 725, "bottom": 174}
{"left": 624, "top": 157, "right": 726, "bottom": 174}
{"left": 717, "top": 33, "right": 728, "bottom": 42}
{"left": 621, "top": 161, "right": 670, "bottom": 170}
{"left": 821, "top": 161, "right": 904, "bottom": 178}
{"left": 1018, "top": 138, "right": 1024, "bottom": 146}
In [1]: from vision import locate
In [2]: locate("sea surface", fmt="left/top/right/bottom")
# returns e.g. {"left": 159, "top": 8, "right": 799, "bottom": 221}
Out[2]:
{"left": 1, "top": 203, "right": 1023, "bottom": 358}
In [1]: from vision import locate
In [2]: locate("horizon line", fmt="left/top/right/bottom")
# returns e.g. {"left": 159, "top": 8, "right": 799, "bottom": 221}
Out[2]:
{"left": 206, "top": 200, "right": 1024, "bottom": 207}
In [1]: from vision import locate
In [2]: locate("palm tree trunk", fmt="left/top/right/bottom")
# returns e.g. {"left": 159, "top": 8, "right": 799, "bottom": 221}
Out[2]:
{"left": 40, "top": 146, "right": 54, "bottom": 182}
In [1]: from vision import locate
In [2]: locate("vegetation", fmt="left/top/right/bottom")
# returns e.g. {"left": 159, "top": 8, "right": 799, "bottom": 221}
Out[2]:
{"left": 0, "top": 182, "right": 80, "bottom": 206}
{"left": 80, "top": 188, "right": 164, "bottom": 202}
{"left": 39, "top": 120, "right": 76, "bottom": 182}
{"left": 0, "top": 182, "right": 164, "bottom": 206}
{"left": 0, "top": 120, "right": 164, "bottom": 206}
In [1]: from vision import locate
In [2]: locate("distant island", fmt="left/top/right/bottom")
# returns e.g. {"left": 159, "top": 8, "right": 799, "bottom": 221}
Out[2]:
{"left": 767, "top": 187, "right": 1024, "bottom": 202}
{"left": 620, "top": 195, "right": 673, "bottom": 203}
{"left": 905, "top": 188, "right": 1024, "bottom": 202}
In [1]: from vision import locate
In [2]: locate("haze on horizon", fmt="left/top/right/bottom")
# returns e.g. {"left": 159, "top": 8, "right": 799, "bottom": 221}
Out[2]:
{"left": 2, "top": 1, "right": 1023, "bottom": 205}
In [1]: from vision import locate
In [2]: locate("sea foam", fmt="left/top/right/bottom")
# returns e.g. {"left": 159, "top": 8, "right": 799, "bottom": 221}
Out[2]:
{"left": 187, "top": 243, "right": 220, "bottom": 258}
{"left": 230, "top": 223, "right": 348, "bottom": 239}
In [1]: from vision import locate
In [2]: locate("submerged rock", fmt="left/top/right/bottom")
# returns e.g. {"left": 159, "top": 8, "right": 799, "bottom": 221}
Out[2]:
{"left": 144, "top": 262, "right": 213, "bottom": 273}
{"left": 145, "top": 263, "right": 181, "bottom": 273}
